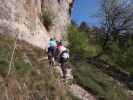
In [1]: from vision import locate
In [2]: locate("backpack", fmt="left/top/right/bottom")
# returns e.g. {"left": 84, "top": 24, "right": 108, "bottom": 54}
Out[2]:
{"left": 61, "top": 50, "right": 69, "bottom": 59}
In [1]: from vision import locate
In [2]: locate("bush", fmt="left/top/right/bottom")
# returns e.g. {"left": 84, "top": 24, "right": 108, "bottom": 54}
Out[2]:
{"left": 40, "top": 10, "right": 55, "bottom": 31}
{"left": 109, "top": 41, "right": 133, "bottom": 74}
{"left": 71, "top": 61, "right": 129, "bottom": 100}
{"left": 68, "top": 25, "right": 102, "bottom": 59}
{"left": 68, "top": 25, "right": 88, "bottom": 57}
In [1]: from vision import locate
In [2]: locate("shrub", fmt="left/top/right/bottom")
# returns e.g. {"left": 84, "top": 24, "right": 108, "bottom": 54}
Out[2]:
{"left": 109, "top": 41, "right": 133, "bottom": 74}
{"left": 40, "top": 10, "right": 55, "bottom": 31}
{"left": 71, "top": 61, "right": 129, "bottom": 100}
{"left": 68, "top": 25, "right": 88, "bottom": 58}
{"left": 68, "top": 25, "right": 102, "bottom": 59}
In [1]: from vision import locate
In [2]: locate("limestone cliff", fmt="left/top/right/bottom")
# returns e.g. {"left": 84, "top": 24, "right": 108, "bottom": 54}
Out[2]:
{"left": 0, "top": 0, "right": 74, "bottom": 48}
{"left": 41, "top": 0, "right": 74, "bottom": 38}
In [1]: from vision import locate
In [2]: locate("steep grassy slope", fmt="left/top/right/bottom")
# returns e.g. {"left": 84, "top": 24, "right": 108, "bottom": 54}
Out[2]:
{"left": 68, "top": 24, "right": 133, "bottom": 100}
{"left": 71, "top": 60, "right": 131, "bottom": 100}
{"left": 0, "top": 35, "right": 79, "bottom": 100}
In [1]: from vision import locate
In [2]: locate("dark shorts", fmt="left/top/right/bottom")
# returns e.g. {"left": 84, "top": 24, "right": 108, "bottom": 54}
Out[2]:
{"left": 60, "top": 57, "right": 68, "bottom": 78}
{"left": 60, "top": 57, "right": 68, "bottom": 65}
{"left": 48, "top": 47, "right": 56, "bottom": 59}
{"left": 59, "top": 51, "right": 69, "bottom": 64}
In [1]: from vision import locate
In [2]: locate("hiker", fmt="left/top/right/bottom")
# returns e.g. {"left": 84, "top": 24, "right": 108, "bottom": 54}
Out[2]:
{"left": 47, "top": 38, "right": 57, "bottom": 66}
{"left": 57, "top": 41, "right": 69, "bottom": 78}
{"left": 55, "top": 40, "right": 62, "bottom": 60}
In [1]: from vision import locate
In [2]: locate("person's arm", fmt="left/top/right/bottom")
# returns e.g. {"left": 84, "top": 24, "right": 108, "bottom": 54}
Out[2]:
{"left": 48, "top": 41, "right": 50, "bottom": 48}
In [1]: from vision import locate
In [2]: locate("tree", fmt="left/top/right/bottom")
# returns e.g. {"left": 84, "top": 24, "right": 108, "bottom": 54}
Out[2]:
{"left": 79, "top": 22, "right": 89, "bottom": 32}
{"left": 99, "top": 0, "right": 133, "bottom": 48}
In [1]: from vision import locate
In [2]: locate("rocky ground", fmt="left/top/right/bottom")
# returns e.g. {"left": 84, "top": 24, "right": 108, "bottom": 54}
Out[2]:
{"left": 37, "top": 56, "right": 97, "bottom": 100}
{"left": 53, "top": 61, "right": 97, "bottom": 100}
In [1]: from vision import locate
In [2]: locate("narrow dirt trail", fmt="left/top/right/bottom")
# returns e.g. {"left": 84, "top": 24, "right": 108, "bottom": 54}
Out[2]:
{"left": 39, "top": 56, "right": 97, "bottom": 100}
{"left": 54, "top": 65, "right": 97, "bottom": 100}
{"left": 69, "top": 84, "right": 96, "bottom": 100}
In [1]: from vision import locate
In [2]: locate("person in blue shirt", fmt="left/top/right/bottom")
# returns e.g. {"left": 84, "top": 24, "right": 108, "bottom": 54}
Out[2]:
{"left": 48, "top": 38, "right": 57, "bottom": 48}
{"left": 48, "top": 38, "right": 57, "bottom": 66}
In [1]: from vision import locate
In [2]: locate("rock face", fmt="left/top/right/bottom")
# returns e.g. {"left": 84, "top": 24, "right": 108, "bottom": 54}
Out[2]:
{"left": 0, "top": 0, "right": 74, "bottom": 48}
{"left": 41, "top": 0, "right": 73, "bottom": 38}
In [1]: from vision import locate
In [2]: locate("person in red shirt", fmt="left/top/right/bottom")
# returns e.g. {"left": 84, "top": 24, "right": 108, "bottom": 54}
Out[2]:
{"left": 56, "top": 41, "right": 69, "bottom": 79}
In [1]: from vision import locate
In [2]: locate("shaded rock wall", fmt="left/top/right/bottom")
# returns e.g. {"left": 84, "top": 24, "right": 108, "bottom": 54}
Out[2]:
{"left": 0, "top": 0, "right": 74, "bottom": 48}
{"left": 42, "top": 0, "right": 74, "bottom": 40}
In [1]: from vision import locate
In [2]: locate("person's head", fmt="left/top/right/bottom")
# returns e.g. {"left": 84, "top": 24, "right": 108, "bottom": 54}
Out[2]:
{"left": 57, "top": 41, "right": 62, "bottom": 46}
{"left": 59, "top": 41, "right": 62, "bottom": 45}
{"left": 50, "top": 38, "right": 53, "bottom": 41}
{"left": 56, "top": 40, "right": 59, "bottom": 44}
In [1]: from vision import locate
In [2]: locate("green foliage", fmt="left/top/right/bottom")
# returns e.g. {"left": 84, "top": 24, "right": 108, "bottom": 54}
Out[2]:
{"left": 68, "top": 25, "right": 102, "bottom": 58}
{"left": 68, "top": 25, "right": 88, "bottom": 57}
{"left": 72, "top": 61, "right": 129, "bottom": 100}
{"left": 108, "top": 40, "right": 133, "bottom": 75}
{"left": 40, "top": 10, "right": 55, "bottom": 31}
{"left": 96, "top": 30, "right": 133, "bottom": 75}
{"left": 14, "top": 56, "right": 32, "bottom": 77}
{"left": 68, "top": 22, "right": 132, "bottom": 100}
{"left": 0, "top": 35, "right": 76, "bottom": 99}
{"left": 0, "top": 36, "right": 14, "bottom": 76}
{"left": 66, "top": 92, "right": 81, "bottom": 100}
{"left": 0, "top": 48, "right": 10, "bottom": 76}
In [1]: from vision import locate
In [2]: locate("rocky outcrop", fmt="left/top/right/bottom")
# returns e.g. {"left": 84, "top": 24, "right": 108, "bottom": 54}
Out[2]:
{"left": 70, "top": 84, "right": 97, "bottom": 100}
{"left": 0, "top": 0, "right": 74, "bottom": 48}
{"left": 54, "top": 61, "right": 96, "bottom": 100}
{"left": 41, "top": 0, "right": 74, "bottom": 40}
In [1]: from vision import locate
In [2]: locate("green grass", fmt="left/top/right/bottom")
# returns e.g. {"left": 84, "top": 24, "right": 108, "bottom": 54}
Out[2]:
{"left": 67, "top": 24, "right": 130, "bottom": 100}
{"left": 0, "top": 35, "right": 78, "bottom": 100}
{"left": 0, "top": 36, "right": 13, "bottom": 76}
{"left": 71, "top": 60, "right": 129, "bottom": 100}
{"left": 65, "top": 92, "right": 81, "bottom": 100}
{"left": 40, "top": 10, "right": 55, "bottom": 31}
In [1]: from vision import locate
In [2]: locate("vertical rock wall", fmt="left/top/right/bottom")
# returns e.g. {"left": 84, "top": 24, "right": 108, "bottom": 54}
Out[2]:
{"left": 0, "top": 0, "right": 74, "bottom": 48}
{"left": 41, "top": 0, "right": 74, "bottom": 40}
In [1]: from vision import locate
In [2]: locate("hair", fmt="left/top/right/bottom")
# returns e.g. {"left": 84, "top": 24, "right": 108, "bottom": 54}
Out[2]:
{"left": 58, "top": 41, "right": 62, "bottom": 46}
{"left": 50, "top": 38, "right": 53, "bottom": 41}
